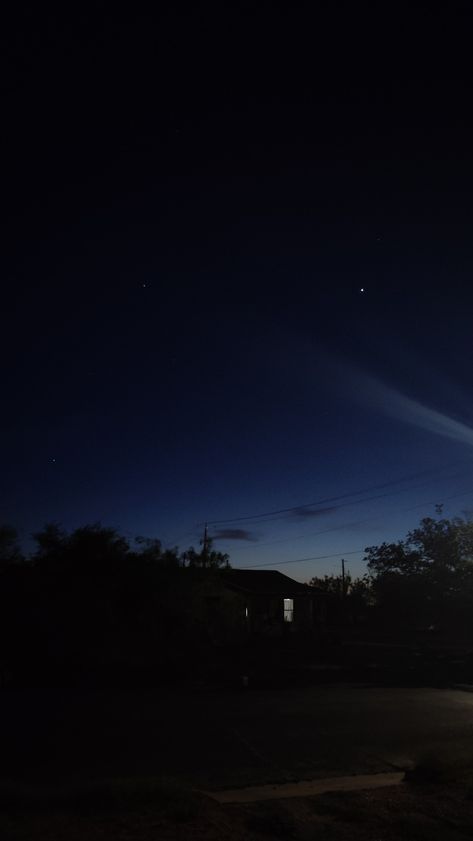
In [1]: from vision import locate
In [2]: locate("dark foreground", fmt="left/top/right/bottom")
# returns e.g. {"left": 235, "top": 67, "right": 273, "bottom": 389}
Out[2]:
{"left": 2, "top": 764, "right": 473, "bottom": 840}
{"left": 2, "top": 684, "right": 473, "bottom": 839}
{"left": 2, "top": 684, "right": 473, "bottom": 787}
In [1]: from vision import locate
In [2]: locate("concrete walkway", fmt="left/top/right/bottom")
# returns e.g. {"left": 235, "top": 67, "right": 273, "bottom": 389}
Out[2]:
{"left": 205, "top": 771, "right": 405, "bottom": 803}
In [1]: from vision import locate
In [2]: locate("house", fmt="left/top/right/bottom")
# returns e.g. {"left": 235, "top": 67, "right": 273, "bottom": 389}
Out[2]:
{"left": 197, "top": 568, "right": 328, "bottom": 640}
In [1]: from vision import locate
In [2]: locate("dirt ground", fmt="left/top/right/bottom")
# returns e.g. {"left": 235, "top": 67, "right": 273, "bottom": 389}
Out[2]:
{"left": 2, "top": 776, "right": 473, "bottom": 841}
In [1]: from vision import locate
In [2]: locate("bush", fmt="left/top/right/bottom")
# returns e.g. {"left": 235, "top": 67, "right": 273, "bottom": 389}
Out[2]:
{"left": 406, "top": 749, "right": 473, "bottom": 786}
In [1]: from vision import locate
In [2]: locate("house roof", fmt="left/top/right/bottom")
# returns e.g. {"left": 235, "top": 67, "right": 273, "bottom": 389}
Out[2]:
{"left": 220, "top": 568, "right": 326, "bottom": 598}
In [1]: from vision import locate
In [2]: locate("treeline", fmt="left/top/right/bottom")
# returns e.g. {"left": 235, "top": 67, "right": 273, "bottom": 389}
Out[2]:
{"left": 0, "top": 523, "right": 229, "bottom": 686}
{"left": 2, "top": 510, "right": 473, "bottom": 686}
{"left": 310, "top": 510, "right": 473, "bottom": 637}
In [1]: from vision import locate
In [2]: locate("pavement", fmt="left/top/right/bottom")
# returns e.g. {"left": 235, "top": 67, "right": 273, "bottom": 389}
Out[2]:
{"left": 204, "top": 771, "right": 405, "bottom": 803}
{"left": 2, "top": 685, "right": 473, "bottom": 788}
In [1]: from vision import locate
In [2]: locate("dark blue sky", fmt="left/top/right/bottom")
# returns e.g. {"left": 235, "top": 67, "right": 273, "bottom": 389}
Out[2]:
{"left": 3, "top": 3, "right": 473, "bottom": 579}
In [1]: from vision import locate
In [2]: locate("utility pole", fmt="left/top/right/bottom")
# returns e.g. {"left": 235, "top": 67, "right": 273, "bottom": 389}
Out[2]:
{"left": 200, "top": 523, "right": 209, "bottom": 567}
{"left": 341, "top": 558, "right": 346, "bottom": 601}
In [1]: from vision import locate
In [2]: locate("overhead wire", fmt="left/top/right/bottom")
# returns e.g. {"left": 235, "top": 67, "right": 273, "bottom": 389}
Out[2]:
{"left": 205, "top": 461, "right": 468, "bottom": 527}
{"left": 236, "top": 487, "right": 473, "bottom": 570}
{"left": 240, "top": 549, "right": 365, "bottom": 569}
{"left": 217, "top": 470, "right": 473, "bottom": 552}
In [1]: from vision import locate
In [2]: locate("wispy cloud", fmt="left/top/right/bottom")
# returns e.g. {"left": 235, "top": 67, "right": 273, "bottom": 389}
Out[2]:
{"left": 213, "top": 528, "right": 258, "bottom": 542}
{"left": 290, "top": 505, "right": 338, "bottom": 520}
{"left": 336, "top": 360, "right": 473, "bottom": 449}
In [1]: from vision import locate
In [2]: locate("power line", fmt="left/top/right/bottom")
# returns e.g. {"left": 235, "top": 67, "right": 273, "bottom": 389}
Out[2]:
{"left": 240, "top": 549, "right": 364, "bottom": 569}
{"left": 237, "top": 488, "right": 473, "bottom": 571}
{"left": 405, "top": 486, "right": 473, "bottom": 512}
{"left": 205, "top": 463, "right": 465, "bottom": 526}
{"left": 218, "top": 472, "right": 473, "bottom": 552}
{"left": 230, "top": 513, "right": 379, "bottom": 551}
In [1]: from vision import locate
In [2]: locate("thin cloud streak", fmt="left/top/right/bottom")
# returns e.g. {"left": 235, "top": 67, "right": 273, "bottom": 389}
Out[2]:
{"left": 213, "top": 528, "right": 258, "bottom": 542}
{"left": 290, "top": 505, "right": 338, "bottom": 519}
{"left": 343, "top": 364, "right": 473, "bottom": 449}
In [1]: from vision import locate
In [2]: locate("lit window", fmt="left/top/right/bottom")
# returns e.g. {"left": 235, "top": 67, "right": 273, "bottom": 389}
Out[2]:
{"left": 283, "top": 598, "right": 294, "bottom": 622}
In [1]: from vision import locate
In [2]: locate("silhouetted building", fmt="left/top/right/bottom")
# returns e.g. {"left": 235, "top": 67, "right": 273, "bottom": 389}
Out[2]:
{"left": 195, "top": 569, "right": 328, "bottom": 641}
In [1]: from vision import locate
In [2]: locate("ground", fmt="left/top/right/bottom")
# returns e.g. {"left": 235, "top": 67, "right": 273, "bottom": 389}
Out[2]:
{"left": 2, "top": 776, "right": 473, "bottom": 840}
{"left": 2, "top": 684, "right": 473, "bottom": 786}
{"left": 2, "top": 683, "right": 473, "bottom": 838}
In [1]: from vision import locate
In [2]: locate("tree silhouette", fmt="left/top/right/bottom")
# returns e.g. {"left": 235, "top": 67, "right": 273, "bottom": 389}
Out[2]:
{"left": 0, "top": 525, "right": 23, "bottom": 569}
{"left": 309, "top": 572, "right": 373, "bottom": 624}
{"left": 365, "top": 512, "right": 473, "bottom": 630}
{"left": 133, "top": 536, "right": 180, "bottom": 568}
{"left": 1, "top": 520, "right": 236, "bottom": 685}
{"left": 181, "top": 537, "right": 230, "bottom": 569}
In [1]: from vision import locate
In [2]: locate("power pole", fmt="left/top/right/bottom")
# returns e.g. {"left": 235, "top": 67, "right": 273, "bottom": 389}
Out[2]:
{"left": 341, "top": 558, "right": 346, "bottom": 601}
{"left": 201, "top": 523, "right": 209, "bottom": 567}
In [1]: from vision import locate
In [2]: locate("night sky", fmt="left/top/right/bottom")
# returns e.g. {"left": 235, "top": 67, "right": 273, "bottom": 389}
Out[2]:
{"left": 3, "top": 3, "right": 473, "bottom": 580}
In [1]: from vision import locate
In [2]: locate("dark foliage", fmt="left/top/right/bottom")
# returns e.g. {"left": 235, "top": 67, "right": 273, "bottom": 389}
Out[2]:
{"left": 0, "top": 524, "right": 23, "bottom": 568}
{"left": 365, "top": 511, "right": 473, "bottom": 633}
{"left": 308, "top": 572, "right": 374, "bottom": 626}
{"left": 0, "top": 523, "right": 230, "bottom": 686}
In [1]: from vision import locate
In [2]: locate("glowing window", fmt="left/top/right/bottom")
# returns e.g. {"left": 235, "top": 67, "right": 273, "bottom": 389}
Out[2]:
{"left": 283, "top": 598, "right": 294, "bottom": 622}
